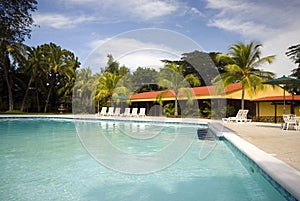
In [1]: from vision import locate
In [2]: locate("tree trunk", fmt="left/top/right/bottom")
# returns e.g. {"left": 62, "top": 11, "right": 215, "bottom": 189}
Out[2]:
{"left": 3, "top": 53, "right": 13, "bottom": 111}
{"left": 241, "top": 86, "right": 245, "bottom": 110}
{"left": 36, "top": 90, "right": 40, "bottom": 112}
{"left": 20, "top": 76, "right": 33, "bottom": 111}
{"left": 44, "top": 85, "right": 53, "bottom": 113}
{"left": 174, "top": 95, "right": 178, "bottom": 116}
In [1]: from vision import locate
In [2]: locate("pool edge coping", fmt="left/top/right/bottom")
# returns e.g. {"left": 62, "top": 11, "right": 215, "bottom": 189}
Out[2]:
{"left": 222, "top": 132, "right": 300, "bottom": 201}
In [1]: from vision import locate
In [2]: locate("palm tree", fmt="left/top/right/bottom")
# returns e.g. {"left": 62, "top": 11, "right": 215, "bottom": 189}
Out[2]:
{"left": 42, "top": 43, "right": 79, "bottom": 112}
{"left": 95, "top": 72, "right": 128, "bottom": 106}
{"left": 157, "top": 62, "right": 200, "bottom": 116}
{"left": 213, "top": 41, "right": 275, "bottom": 110}
{"left": 73, "top": 68, "right": 98, "bottom": 113}
{"left": 20, "top": 46, "right": 45, "bottom": 111}
{"left": 56, "top": 51, "right": 80, "bottom": 105}
{"left": 0, "top": 39, "right": 27, "bottom": 111}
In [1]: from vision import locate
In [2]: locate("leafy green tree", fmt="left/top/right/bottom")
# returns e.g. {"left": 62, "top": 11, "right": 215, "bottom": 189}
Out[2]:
{"left": 0, "top": 0, "right": 37, "bottom": 43}
{"left": 181, "top": 51, "right": 221, "bottom": 86}
{"left": 0, "top": 0, "right": 37, "bottom": 111}
{"left": 286, "top": 44, "right": 300, "bottom": 78}
{"left": 0, "top": 40, "right": 28, "bottom": 110}
{"left": 163, "top": 51, "right": 223, "bottom": 86}
{"left": 131, "top": 67, "right": 160, "bottom": 93}
{"left": 157, "top": 62, "right": 200, "bottom": 116}
{"left": 213, "top": 41, "right": 275, "bottom": 110}
{"left": 105, "top": 54, "right": 120, "bottom": 74}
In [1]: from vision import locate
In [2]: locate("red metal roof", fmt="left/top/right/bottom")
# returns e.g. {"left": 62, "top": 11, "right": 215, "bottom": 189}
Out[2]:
{"left": 130, "top": 90, "right": 173, "bottom": 100}
{"left": 254, "top": 95, "right": 300, "bottom": 101}
{"left": 224, "top": 83, "right": 242, "bottom": 93}
{"left": 130, "top": 83, "right": 243, "bottom": 100}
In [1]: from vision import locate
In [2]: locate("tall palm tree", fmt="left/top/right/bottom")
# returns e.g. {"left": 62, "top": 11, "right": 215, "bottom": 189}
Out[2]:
{"left": 157, "top": 62, "right": 200, "bottom": 116}
{"left": 73, "top": 68, "right": 98, "bottom": 113}
{"left": 74, "top": 68, "right": 94, "bottom": 98}
{"left": 213, "top": 41, "right": 275, "bottom": 110}
{"left": 42, "top": 43, "right": 79, "bottom": 112}
{"left": 20, "top": 46, "right": 45, "bottom": 111}
{"left": 0, "top": 39, "right": 27, "bottom": 111}
{"left": 56, "top": 51, "right": 80, "bottom": 104}
{"left": 95, "top": 72, "right": 128, "bottom": 106}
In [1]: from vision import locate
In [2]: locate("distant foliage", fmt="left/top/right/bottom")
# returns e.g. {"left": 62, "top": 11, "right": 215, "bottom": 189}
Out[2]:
{"left": 286, "top": 44, "right": 300, "bottom": 78}
{"left": 0, "top": 0, "right": 37, "bottom": 42}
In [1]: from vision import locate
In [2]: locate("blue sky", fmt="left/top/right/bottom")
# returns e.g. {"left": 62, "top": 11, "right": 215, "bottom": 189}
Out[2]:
{"left": 26, "top": 0, "right": 300, "bottom": 76}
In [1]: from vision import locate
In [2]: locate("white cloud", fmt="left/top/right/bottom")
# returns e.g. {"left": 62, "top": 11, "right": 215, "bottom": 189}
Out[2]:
{"left": 208, "top": 18, "right": 268, "bottom": 39}
{"left": 83, "top": 29, "right": 202, "bottom": 73}
{"left": 59, "top": 0, "right": 180, "bottom": 22}
{"left": 190, "top": 7, "right": 204, "bottom": 17}
{"left": 118, "top": 50, "right": 178, "bottom": 71}
{"left": 33, "top": 13, "right": 95, "bottom": 29}
{"left": 204, "top": 0, "right": 300, "bottom": 76}
{"left": 131, "top": 1, "right": 177, "bottom": 20}
{"left": 262, "top": 27, "right": 300, "bottom": 76}
{"left": 84, "top": 37, "right": 181, "bottom": 72}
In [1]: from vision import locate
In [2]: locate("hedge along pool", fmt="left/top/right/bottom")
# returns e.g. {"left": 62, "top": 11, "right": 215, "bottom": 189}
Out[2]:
{"left": 0, "top": 117, "right": 291, "bottom": 201}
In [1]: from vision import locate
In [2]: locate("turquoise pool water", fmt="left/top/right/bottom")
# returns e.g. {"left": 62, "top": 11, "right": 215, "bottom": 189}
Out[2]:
{"left": 0, "top": 118, "right": 287, "bottom": 201}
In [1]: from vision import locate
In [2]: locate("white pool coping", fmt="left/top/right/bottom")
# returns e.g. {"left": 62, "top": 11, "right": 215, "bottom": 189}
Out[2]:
{"left": 1, "top": 115, "right": 300, "bottom": 199}
{"left": 223, "top": 133, "right": 300, "bottom": 200}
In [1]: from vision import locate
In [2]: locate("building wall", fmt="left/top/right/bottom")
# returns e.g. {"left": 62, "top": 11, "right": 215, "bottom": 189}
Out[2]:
{"left": 256, "top": 102, "right": 290, "bottom": 116}
{"left": 255, "top": 102, "right": 300, "bottom": 123}
{"left": 294, "top": 105, "right": 300, "bottom": 116}
{"left": 226, "top": 85, "right": 289, "bottom": 100}
{"left": 256, "top": 102, "right": 300, "bottom": 116}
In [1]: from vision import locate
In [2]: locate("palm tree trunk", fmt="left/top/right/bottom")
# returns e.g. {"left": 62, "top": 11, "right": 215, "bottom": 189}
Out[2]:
{"left": 44, "top": 85, "right": 53, "bottom": 113}
{"left": 21, "top": 76, "right": 33, "bottom": 112}
{"left": 3, "top": 54, "right": 13, "bottom": 111}
{"left": 36, "top": 90, "right": 41, "bottom": 112}
{"left": 174, "top": 95, "right": 178, "bottom": 116}
{"left": 241, "top": 86, "right": 245, "bottom": 110}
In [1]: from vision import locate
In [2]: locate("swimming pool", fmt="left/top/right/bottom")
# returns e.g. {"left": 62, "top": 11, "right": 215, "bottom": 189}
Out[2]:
{"left": 0, "top": 118, "right": 289, "bottom": 200}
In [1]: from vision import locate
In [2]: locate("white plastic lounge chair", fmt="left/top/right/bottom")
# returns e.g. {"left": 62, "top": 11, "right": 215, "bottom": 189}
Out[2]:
{"left": 222, "top": 109, "right": 244, "bottom": 123}
{"left": 131, "top": 108, "right": 138, "bottom": 117}
{"left": 114, "top": 107, "right": 121, "bottom": 116}
{"left": 123, "top": 108, "right": 131, "bottom": 117}
{"left": 107, "top": 107, "right": 114, "bottom": 116}
{"left": 99, "top": 107, "right": 107, "bottom": 116}
{"left": 282, "top": 114, "right": 297, "bottom": 130}
{"left": 138, "top": 108, "right": 146, "bottom": 117}
{"left": 236, "top": 110, "right": 249, "bottom": 123}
